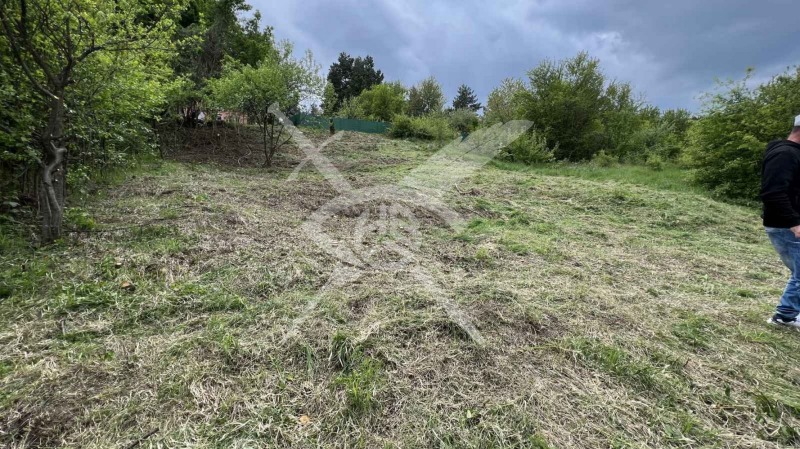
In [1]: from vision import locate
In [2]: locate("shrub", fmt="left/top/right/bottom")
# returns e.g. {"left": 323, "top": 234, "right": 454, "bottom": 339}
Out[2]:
{"left": 354, "top": 81, "right": 406, "bottom": 122}
{"left": 645, "top": 154, "right": 665, "bottom": 171}
{"left": 335, "top": 97, "right": 364, "bottom": 119}
{"left": 448, "top": 108, "right": 479, "bottom": 134}
{"left": 592, "top": 150, "right": 617, "bottom": 167}
{"left": 616, "top": 122, "right": 681, "bottom": 163}
{"left": 686, "top": 67, "right": 800, "bottom": 199}
{"left": 65, "top": 207, "right": 96, "bottom": 231}
{"left": 388, "top": 114, "right": 454, "bottom": 141}
{"left": 501, "top": 130, "right": 556, "bottom": 164}
{"left": 516, "top": 52, "right": 611, "bottom": 160}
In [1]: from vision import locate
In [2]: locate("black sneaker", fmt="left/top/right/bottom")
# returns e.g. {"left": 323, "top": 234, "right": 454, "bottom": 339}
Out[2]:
{"left": 768, "top": 314, "right": 800, "bottom": 330}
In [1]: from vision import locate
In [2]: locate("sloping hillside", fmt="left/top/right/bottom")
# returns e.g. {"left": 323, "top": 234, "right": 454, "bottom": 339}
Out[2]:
{"left": 1, "top": 130, "right": 797, "bottom": 448}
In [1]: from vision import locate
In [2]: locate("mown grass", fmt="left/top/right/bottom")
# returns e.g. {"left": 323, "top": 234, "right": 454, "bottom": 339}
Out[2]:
{"left": 1, "top": 128, "right": 798, "bottom": 448}
{"left": 491, "top": 160, "right": 702, "bottom": 195}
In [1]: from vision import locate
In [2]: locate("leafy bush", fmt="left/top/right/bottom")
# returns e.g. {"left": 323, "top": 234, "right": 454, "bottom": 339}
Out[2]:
{"left": 388, "top": 114, "right": 454, "bottom": 141}
{"left": 686, "top": 67, "right": 800, "bottom": 199}
{"left": 501, "top": 131, "right": 556, "bottom": 164}
{"left": 592, "top": 150, "right": 617, "bottom": 167}
{"left": 65, "top": 207, "right": 96, "bottom": 231}
{"left": 645, "top": 154, "right": 665, "bottom": 171}
{"left": 336, "top": 97, "right": 364, "bottom": 119}
{"left": 500, "top": 53, "right": 692, "bottom": 163}
{"left": 448, "top": 108, "right": 479, "bottom": 134}
{"left": 616, "top": 122, "right": 682, "bottom": 163}
{"left": 516, "top": 52, "right": 612, "bottom": 160}
{"left": 355, "top": 82, "right": 406, "bottom": 122}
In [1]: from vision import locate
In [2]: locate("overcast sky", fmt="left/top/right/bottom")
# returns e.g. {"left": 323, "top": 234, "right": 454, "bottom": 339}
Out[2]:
{"left": 253, "top": 0, "right": 799, "bottom": 112}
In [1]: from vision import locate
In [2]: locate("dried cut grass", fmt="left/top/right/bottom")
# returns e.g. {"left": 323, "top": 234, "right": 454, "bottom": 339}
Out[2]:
{"left": 1, "top": 128, "right": 798, "bottom": 448}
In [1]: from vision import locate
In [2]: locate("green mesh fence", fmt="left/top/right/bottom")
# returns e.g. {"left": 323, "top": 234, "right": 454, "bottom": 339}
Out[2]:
{"left": 290, "top": 114, "right": 390, "bottom": 135}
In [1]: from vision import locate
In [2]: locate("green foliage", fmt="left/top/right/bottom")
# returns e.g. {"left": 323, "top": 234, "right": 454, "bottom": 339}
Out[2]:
{"left": 645, "top": 154, "right": 665, "bottom": 171}
{"left": 0, "top": 55, "right": 39, "bottom": 174}
{"left": 329, "top": 331, "right": 383, "bottom": 417}
{"left": 336, "top": 97, "right": 365, "bottom": 120}
{"left": 353, "top": 82, "right": 406, "bottom": 122}
{"left": 388, "top": 114, "right": 453, "bottom": 141}
{"left": 321, "top": 82, "right": 338, "bottom": 116}
{"left": 686, "top": 67, "right": 800, "bottom": 199}
{"left": 65, "top": 208, "right": 96, "bottom": 232}
{"left": 448, "top": 108, "right": 479, "bottom": 134}
{"left": 593, "top": 150, "right": 617, "bottom": 167}
{"left": 484, "top": 77, "right": 525, "bottom": 125}
{"left": 168, "top": 0, "right": 278, "bottom": 125}
{"left": 407, "top": 77, "right": 446, "bottom": 117}
{"left": 517, "top": 52, "right": 608, "bottom": 160}
{"left": 326, "top": 52, "right": 384, "bottom": 112}
{"left": 501, "top": 130, "right": 556, "bottom": 164}
{"left": 509, "top": 52, "right": 688, "bottom": 164}
{"left": 208, "top": 48, "right": 322, "bottom": 165}
{"left": 335, "top": 357, "right": 382, "bottom": 417}
{"left": 0, "top": 0, "right": 181, "bottom": 170}
{"left": 451, "top": 84, "right": 481, "bottom": 111}
{"left": 616, "top": 122, "right": 682, "bottom": 163}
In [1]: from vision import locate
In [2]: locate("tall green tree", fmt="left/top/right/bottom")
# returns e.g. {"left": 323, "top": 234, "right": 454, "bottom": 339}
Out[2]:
{"left": 484, "top": 78, "right": 525, "bottom": 125}
{"left": 171, "top": 0, "right": 277, "bottom": 125}
{"left": 517, "top": 52, "right": 608, "bottom": 160}
{"left": 452, "top": 84, "right": 481, "bottom": 111}
{"left": 407, "top": 77, "right": 445, "bottom": 117}
{"left": 326, "top": 52, "right": 383, "bottom": 112}
{"left": 0, "top": 0, "right": 182, "bottom": 241}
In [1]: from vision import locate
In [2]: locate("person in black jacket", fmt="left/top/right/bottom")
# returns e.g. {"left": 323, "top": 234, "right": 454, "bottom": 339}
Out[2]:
{"left": 762, "top": 115, "right": 800, "bottom": 329}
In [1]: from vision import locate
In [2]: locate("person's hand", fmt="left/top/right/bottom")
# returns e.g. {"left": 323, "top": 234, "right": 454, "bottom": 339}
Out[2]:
{"left": 790, "top": 225, "right": 800, "bottom": 238}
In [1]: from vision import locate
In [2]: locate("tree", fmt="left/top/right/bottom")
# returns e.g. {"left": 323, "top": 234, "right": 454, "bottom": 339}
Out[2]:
{"left": 209, "top": 47, "right": 322, "bottom": 167}
{"left": 452, "top": 84, "right": 481, "bottom": 111}
{"left": 355, "top": 81, "right": 406, "bottom": 122}
{"left": 171, "top": 0, "right": 277, "bottom": 126}
{"left": 0, "top": 0, "right": 181, "bottom": 242}
{"left": 517, "top": 52, "right": 609, "bottom": 160}
{"left": 321, "top": 82, "right": 337, "bottom": 116}
{"left": 600, "top": 80, "right": 645, "bottom": 158}
{"left": 407, "top": 77, "right": 445, "bottom": 117}
{"left": 326, "top": 52, "right": 383, "bottom": 112}
{"left": 484, "top": 78, "right": 525, "bottom": 125}
{"left": 687, "top": 67, "right": 800, "bottom": 199}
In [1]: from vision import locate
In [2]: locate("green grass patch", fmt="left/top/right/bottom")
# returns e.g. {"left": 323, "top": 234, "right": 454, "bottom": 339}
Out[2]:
{"left": 491, "top": 161, "right": 701, "bottom": 195}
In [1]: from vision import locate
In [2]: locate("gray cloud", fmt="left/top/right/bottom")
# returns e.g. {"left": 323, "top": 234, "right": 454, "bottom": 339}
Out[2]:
{"left": 254, "top": 0, "right": 799, "bottom": 111}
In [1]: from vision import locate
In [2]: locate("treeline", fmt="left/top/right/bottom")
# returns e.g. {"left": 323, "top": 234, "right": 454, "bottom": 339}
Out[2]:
{"left": 319, "top": 49, "right": 800, "bottom": 202}
{"left": 319, "top": 52, "right": 692, "bottom": 167}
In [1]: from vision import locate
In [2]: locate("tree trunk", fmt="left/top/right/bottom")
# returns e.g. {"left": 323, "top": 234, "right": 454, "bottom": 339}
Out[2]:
{"left": 262, "top": 116, "right": 272, "bottom": 168}
{"left": 39, "top": 93, "right": 67, "bottom": 243}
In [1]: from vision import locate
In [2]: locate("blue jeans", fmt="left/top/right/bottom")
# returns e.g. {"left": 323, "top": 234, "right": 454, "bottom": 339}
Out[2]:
{"left": 766, "top": 227, "right": 800, "bottom": 320}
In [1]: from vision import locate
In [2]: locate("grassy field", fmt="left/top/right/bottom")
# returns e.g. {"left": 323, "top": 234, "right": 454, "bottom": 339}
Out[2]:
{"left": 1, "top": 128, "right": 800, "bottom": 448}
